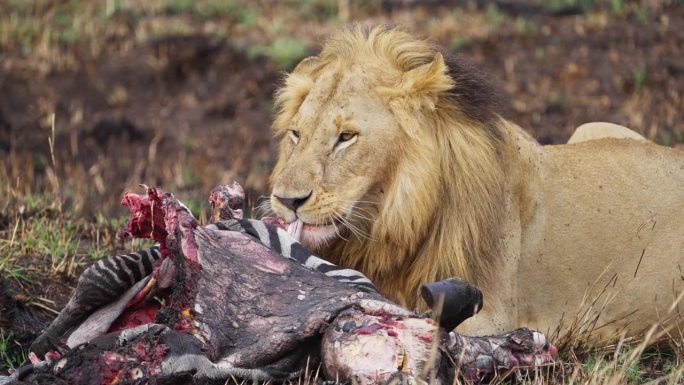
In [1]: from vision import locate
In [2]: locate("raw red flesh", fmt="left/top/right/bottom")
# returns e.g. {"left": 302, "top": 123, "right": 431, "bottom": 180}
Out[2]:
{"left": 108, "top": 302, "right": 161, "bottom": 332}
{"left": 209, "top": 181, "right": 245, "bottom": 222}
{"left": 111, "top": 186, "right": 200, "bottom": 334}
{"left": 119, "top": 186, "right": 170, "bottom": 254}
{"left": 261, "top": 216, "right": 287, "bottom": 230}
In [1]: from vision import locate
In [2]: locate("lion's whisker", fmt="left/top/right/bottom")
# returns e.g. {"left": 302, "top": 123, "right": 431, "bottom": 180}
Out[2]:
{"left": 335, "top": 211, "right": 375, "bottom": 242}
{"left": 337, "top": 216, "right": 363, "bottom": 242}
{"left": 345, "top": 205, "right": 375, "bottom": 225}
{"left": 338, "top": 199, "right": 379, "bottom": 206}
{"left": 330, "top": 202, "right": 375, "bottom": 241}
{"left": 337, "top": 200, "right": 377, "bottom": 220}
{"left": 338, "top": 201, "right": 380, "bottom": 216}
{"left": 347, "top": 210, "right": 373, "bottom": 223}
{"left": 349, "top": 207, "right": 375, "bottom": 219}
{"left": 254, "top": 200, "right": 274, "bottom": 219}
{"left": 339, "top": 199, "right": 378, "bottom": 208}
{"left": 329, "top": 212, "right": 349, "bottom": 242}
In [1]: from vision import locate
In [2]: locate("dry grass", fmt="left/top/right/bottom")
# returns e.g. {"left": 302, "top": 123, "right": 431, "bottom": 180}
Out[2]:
{"left": 2, "top": 0, "right": 682, "bottom": 213}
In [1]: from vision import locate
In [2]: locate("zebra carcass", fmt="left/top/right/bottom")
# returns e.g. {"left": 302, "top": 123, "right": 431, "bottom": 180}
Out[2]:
{"left": 4, "top": 185, "right": 556, "bottom": 385}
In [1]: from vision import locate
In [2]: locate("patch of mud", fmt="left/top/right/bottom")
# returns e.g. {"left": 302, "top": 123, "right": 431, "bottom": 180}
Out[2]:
{"left": 1, "top": 34, "right": 279, "bottom": 216}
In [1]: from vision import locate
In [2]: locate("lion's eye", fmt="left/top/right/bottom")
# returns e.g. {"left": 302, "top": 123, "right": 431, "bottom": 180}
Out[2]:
{"left": 335, "top": 131, "right": 358, "bottom": 148}
{"left": 339, "top": 132, "right": 356, "bottom": 141}
{"left": 288, "top": 130, "right": 300, "bottom": 144}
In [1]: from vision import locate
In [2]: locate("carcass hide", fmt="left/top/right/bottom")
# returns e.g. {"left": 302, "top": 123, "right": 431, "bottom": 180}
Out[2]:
{"left": 1, "top": 185, "right": 556, "bottom": 385}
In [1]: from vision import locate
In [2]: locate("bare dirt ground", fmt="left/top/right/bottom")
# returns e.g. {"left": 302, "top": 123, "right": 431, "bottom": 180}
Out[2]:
{"left": 1, "top": 0, "right": 683, "bottom": 381}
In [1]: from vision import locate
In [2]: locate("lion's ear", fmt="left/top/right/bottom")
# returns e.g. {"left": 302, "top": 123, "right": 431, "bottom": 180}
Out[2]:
{"left": 292, "top": 56, "right": 320, "bottom": 75}
{"left": 379, "top": 53, "right": 454, "bottom": 111}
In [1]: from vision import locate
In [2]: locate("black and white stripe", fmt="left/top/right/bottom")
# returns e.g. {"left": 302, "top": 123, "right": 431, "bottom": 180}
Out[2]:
{"left": 76, "top": 246, "right": 162, "bottom": 305}
{"left": 208, "top": 219, "right": 377, "bottom": 293}
{"left": 77, "top": 220, "right": 375, "bottom": 299}
{"left": 31, "top": 246, "right": 163, "bottom": 356}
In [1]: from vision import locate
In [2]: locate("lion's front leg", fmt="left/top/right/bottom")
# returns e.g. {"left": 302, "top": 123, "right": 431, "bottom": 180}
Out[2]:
{"left": 455, "top": 295, "right": 518, "bottom": 336}
{"left": 454, "top": 193, "right": 524, "bottom": 336}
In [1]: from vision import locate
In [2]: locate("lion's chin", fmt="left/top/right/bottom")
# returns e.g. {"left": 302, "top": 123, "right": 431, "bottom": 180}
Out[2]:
{"left": 286, "top": 219, "right": 339, "bottom": 249}
{"left": 302, "top": 224, "right": 339, "bottom": 249}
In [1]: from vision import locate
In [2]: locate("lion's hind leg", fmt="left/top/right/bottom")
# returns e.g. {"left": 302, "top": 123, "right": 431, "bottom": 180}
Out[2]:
{"left": 567, "top": 122, "right": 647, "bottom": 144}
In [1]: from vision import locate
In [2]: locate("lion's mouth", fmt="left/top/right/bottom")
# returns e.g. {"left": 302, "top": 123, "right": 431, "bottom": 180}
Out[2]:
{"left": 286, "top": 218, "right": 341, "bottom": 246}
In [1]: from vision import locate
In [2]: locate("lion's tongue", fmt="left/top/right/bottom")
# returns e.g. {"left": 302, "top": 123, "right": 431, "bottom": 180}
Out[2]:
{"left": 287, "top": 219, "right": 304, "bottom": 242}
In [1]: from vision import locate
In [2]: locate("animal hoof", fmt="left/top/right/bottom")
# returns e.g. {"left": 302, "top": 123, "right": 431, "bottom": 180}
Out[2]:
{"left": 447, "top": 327, "right": 557, "bottom": 383}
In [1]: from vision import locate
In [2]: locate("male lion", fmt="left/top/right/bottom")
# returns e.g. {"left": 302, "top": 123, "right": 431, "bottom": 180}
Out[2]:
{"left": 268, "top": 26, "right": 684, "bottom": 342}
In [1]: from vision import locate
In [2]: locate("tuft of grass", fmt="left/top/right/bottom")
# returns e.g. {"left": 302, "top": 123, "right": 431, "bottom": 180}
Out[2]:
{"left": 634, "top": 6, "right": 648, "bottom": 25}
{"left": 659, "top": 131, "right": 673, "bottom": 147}
{"left": 197, "top": 0, "right": 257, "bottom": 26}
{"left": 165, "top": 0, "right": 195, "bottom": 14}
{"left": 269, "top": 38, "right": 310, "bottom": 70}
{"left": 183, "top": 197, "right": 208, "bottom": 221}
{"left": 0, "top": 333, "right": 28, "bottom": 370}
{"left": 514, "top": 18, "right": 538, "bottom": 38}
{"left": 546, "top": 0, "right": 601, "bottom": 12}
{"left": 17, "top": 216, "right": 79, "bottom": 275}
{"left": 633, "top": 67, "right": 647, "bottom": 91}
{"left": 0, "top": 258, "right": 29, "bottom": 283}
{"left": 248, "top": 38, "right": 311, "bottom": 70}
{"left": 674, "top": 131, "right": 684, "bottom": 143}
{"left": 611, "top": 0, "right": 624, "bottom": 14}
{"left": 449, "top": 36, "right": 472, "bottom": 50}
{"left": 0, "top": 189, "right": 129, "bottom": 282}
{"left": 484, "top": 4, "right": 503, "bottom": 29}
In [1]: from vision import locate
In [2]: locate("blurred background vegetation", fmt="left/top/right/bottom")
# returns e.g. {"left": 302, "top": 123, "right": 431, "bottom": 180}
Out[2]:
{"left": 1, "top": 0, "right": 684, "bottom": 378}
{"left": 1, "top": 0, "right": 683, "bottom": 218}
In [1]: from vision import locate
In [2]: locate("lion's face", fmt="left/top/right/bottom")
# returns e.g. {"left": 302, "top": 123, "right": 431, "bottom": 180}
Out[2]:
{"left": 267, "top": 27, "right": 505, "bottom": 309}
{"left": 270, "top": 66, "right": 400, "bottom": 248}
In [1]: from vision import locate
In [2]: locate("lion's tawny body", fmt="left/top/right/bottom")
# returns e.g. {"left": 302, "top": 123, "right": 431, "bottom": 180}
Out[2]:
{"left": 269, "top": 26, "right": 684, "bottom": 342}
{"left": 459, "top": 120, "right": 684, "bottom": 340}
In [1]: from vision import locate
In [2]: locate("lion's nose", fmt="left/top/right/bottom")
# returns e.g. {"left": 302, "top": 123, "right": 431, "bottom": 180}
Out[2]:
{"left": 274, "top": 192, "right": 312, "bottom": 212}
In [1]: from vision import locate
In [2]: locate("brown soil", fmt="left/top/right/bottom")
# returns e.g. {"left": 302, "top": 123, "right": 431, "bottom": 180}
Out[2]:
{"left": 1, "top": 35, "right": 279, "bottom": 216}
{"left": 456, "top": 4, "right": 684, "bottom": 145}
{"left": 2, "top": 3, "right": 683, "bottom": 216}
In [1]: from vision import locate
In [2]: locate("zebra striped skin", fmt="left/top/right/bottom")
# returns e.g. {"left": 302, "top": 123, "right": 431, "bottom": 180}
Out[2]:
{"left": 76, "top": 219, "right": 375, "bottom": 302}
{"left": 30, "top": 247, "right": 163, "bottom": 356}
{"left": 32, "top": 219, "right": 375, "bottom": 357}
{"left": 57, "top": 246, "right": 162, "bottom": 322}
{"left": 207, "top": 219, "right": 378, "bottom": 294}
{"left": 76, "top": 246, "right": 162, "bottom": 305}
